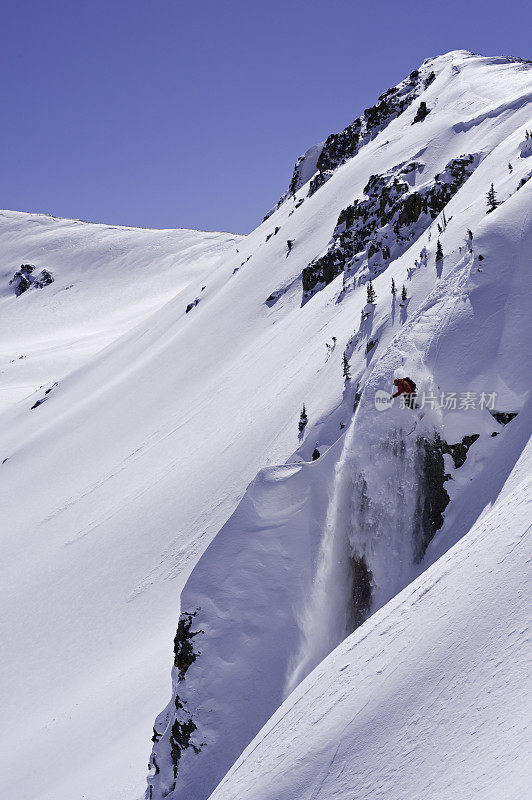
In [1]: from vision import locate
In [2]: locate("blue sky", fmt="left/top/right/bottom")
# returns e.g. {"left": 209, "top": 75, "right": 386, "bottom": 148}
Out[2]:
{"left": 2, "top": 0, "right": 531, "bottom": 233}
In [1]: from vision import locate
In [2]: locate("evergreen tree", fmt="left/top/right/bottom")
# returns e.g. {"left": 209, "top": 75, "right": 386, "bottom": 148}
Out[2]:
{"left": 401, "top": 284, "right": 407, "bottom": 302}
{"left": 435, "top": 239, "right": 444, "bottom": 262}
{"left": 391, "top": 277, "right": 397, "bottom": 296}
{"left": 343, "top": 352, "right": 351, "bottom": 382}
{"left": 486, "top": 183, "right": 499, "bottom": 213}
{"left": 366, "top": 280, "right": 376, "bottom": 304}
{"left": 467, "top": 228, "right": 473, "bottom": 241}
{"left": 298, "top": 404, "right": 308, "bottom": 433}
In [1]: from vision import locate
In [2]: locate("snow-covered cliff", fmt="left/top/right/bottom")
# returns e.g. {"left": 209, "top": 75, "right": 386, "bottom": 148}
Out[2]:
{"left": 0, "top": 50, "right": 530, "bottom": 800}
{"left": 146, "top": 50, "right": 532, "bottom": 800}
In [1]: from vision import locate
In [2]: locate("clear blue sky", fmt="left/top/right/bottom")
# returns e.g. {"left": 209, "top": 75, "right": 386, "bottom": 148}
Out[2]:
{"left": 2, "top": 0, "right": 531, "bottom": 233}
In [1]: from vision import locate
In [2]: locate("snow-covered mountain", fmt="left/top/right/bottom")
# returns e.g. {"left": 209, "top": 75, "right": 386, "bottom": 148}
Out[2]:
{"left": 1, "top": 50, "right": 531, "bottom": 800}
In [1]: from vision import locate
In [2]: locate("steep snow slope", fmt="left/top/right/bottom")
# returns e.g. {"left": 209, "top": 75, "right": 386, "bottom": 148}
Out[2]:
{"left": 209, "top": 407, "right": 532, "bottom": 800}
{"left": 0, "top": 210, "right": 239, "bottom": 408}
{"left": 1, "top": 51, "right": 531, "bottom": 800}
{"left": 147, "top": 51, "right": 532, "bottom": 800}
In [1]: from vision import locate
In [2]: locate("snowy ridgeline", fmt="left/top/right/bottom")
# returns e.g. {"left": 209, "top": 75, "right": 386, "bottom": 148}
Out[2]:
{"left": 0, "top": 51, "right": 531, "bottom": 800}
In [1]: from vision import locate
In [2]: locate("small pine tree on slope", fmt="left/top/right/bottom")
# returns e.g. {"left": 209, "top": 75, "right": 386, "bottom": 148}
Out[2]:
{"left": 298, "top": 405, "right": 308, "bottom": 433}
{"left": 343, "top": 353, "right": 351, "bottom": 382}
{"left": 486, "top": 183, "right": 499, "bottom": 213}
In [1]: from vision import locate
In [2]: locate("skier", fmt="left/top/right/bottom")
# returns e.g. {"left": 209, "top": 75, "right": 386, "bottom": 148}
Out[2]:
{"left": 391, "top": 377, "right": 417, "bottom": 409}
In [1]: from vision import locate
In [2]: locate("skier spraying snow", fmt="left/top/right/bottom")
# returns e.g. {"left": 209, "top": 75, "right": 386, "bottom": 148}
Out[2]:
{"left": 391, "top": 377, "right": 417, "bottom": 409}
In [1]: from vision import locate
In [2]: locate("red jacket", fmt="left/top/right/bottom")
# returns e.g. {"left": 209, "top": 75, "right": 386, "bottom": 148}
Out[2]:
{"left": 392, "top": 378, "right": 415, "bottom": 398}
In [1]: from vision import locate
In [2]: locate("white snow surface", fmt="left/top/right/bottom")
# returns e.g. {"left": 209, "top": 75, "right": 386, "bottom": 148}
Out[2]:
{"left": 210, "top": 408, "right": 532, "bottom": 800}
{"left": 0, "top": 50, "right": 531, "bottom": 800}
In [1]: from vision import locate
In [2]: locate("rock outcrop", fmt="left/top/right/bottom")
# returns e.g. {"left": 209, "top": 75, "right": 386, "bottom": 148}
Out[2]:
{"left": 302, "top": 153, "right": 477, "bottom": 301}
{"left": 10, "top": 264, "right": 54, "bottom": 296}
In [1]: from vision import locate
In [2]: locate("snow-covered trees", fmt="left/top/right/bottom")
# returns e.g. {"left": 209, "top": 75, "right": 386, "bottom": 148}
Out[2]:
{"left": 391, "top": 278, "right": 397, "bottom": 296}
{"left": 435, "top": 240, "right": 443, "bottom": 262}
{"left": 366, "top": 280, "right": 376, "bottom": 304}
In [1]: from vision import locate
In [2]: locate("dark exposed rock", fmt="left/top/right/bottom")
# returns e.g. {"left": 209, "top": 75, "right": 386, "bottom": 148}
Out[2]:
{"left": 397, "top": 192, "right": 423, "bottom": 226}
{"left": 415, "top": 436, "right": 450, "bottom": 562}
{"left": 308, "top": 67, "right": 435, "bottom": 198}
{"left": 160, "top": 613, "right": 205, "bottom": 781}
{"left": 10, "top": 265, "right": 34, "bottom": 295}
{"left": 349, "top": 554, "right": 373, "bottom": 629}
{"left": 35, "top": 269, "right": 54, "bottom": 287}
{"left": 415, "top": 433, "right": 479, "bottom": 561}
{"left": 490, "top": 410, "right": 518, "bottom": 426}
{"left": 268, "top": 65, "right": 437, "bottom": 216}
{"left": 312, "top": 448, "right": 320, "bottom": 461}
{"left": 308, "top": 169, "right": 333, "bottom": 196}
{"left": 31, "top": 381, "right": 59, "bottom": 410}
{"left": 173, "top": 611, "right": 204, "bottom": 681}
{"left": 169, "top": 713, "right": 201, "bottom": 779}
{"left": 146, "top": 612, "right": 205, "bottom": 795}
{"left": 185, "top": 298, "right": 200, "bottom": 313}
{"left": 10, "top": 264, "right": 55, "bottom": 296}
{"left": 412, "top": 101, "right": 431, "bottom": 123}
{"left": 443, "top": 433, "right": 480, "bottom": 468}
{"left": 302, "top": 153, "right": 477, "bottom": 301}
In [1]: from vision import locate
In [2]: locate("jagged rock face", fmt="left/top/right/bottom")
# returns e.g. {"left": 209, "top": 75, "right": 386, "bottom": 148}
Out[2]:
{"left": 349, "top": 555, "right": 373, "bottom": 629}
{"left": 266, "top": 68, "right": 435, "bottom": 218}
{"left": 414, "top": 433, "right": 479, "bottom": 562}
{"left": 9, "top": 263, "right": 54, "bottom": 296}
{"left": 308, "top": 69, "right": 436, "bottom": 197}
{"left": 10, "top": 264, "right": 35, "bottom": 296}
{"left": 302, "top": 153, "right": 477, "bottom": 300}
{"left": 38, "top": 269, "right": 54, "bottom": 286}
{"left": 412, "top": 100, "right": 431, "bottom": 124}
{"left": 490, "top": 410, "right": 518, "bottom": 426}
{"left": 174, "top": 611, "right": 202, "bottom": 680}
{"left": 147, "top": 611, "right": 204, "bottom": 798}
